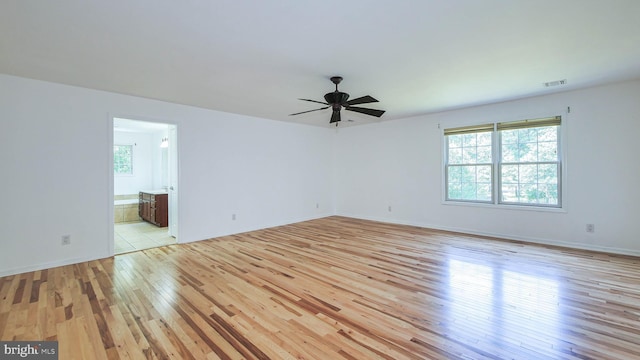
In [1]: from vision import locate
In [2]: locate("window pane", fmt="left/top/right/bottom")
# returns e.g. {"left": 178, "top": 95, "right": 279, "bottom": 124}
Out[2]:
{"left": 538, "top": 164, "right": 558, "bottom": 184}
{"left": 462, "top": 133, "right": 477, "bottom": 147}
{"left": 477, "top": 145, "right": 492, "bottom": 163}
{"left": 519, "top": 164, "right": 537, "bottom": 185}
{"left": 539, "top": 184, "right": 559, "bottom": 205}
{"left": 460, "top": 165, "right": 477, "bottom": 183}
{"left": 538, "top": 141, "right": 557, "bottom": 161}
{"left": 501, "top": 130, "right": 517, "bottom": 144}
{"left": 477, "top": 132, "right": 492, "bottom": 146}
{"left": 501, "top": 126, "right": 560, "bottom": 164}
{"left": 518, "top": 128, "right": 536, "bottom": 143}
{"left": 501, "top": 184, "right": 518, "bottom": 202}
{"left": 477, "top": 184, "right": 492, "bottom": 201}
{"left": 460, "top": 182, "right": 477, "bottom": 200}
{"left": 499, "top": 124, "right": 561, "bottom": 207}
{"left": 448, "top": 135, "right": 462, "bottom": 148}
{"left": 477, "top": 165, "right": 492, "bottom": 183}
{"left": 448, "top": 132, "right": 492, "bottom": 165}
{"left": 448, "top": 166, "right": 462, "bottom": 183}
{"left": 501, "top": 165, "right": 518, "bottom": 184}
{"left": 499, "top": 164, "right": 560, "bottom": 205}
{"left": 462, "top": 147, "right": 477, "bottom": 163}
{"left": 114, "top": 145, "right": 133, "bottom": 175}
{"left": 446, "top": 130, "right": 493, "bottom": 203}
{"left": 518, "top": 142, "right": 537, "bottom": 162}
{"left": 537, "top": 127, "right": 557, "bottom": 142}
{"left": 449, "top": 148, "right": 463, "bottom": 164}
{"left": 501, "top": 138, "right": 518, "bottom": 162}
{"left": 447, "top": 165, "right": 492, "bottom": 202}
{"left": 448, "top": 182, "right": 462, "bottom": 199}
{"left": 519, "top": 183, "right": 537, "bottom": 203}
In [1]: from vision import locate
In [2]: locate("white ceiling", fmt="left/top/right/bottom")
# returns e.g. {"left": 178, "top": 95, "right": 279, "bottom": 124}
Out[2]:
{"left": 2, "top": 1, "right": 640, "bottom": 128}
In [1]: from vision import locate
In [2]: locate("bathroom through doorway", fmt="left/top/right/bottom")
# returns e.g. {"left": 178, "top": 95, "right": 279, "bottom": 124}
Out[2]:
{"left": 112, "top": 117, "right": 178, "bottom": 254}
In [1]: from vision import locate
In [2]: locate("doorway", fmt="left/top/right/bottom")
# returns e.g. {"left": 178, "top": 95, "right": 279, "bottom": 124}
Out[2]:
{"left": 112, "top": 117, "right": 178, "bottom": 254}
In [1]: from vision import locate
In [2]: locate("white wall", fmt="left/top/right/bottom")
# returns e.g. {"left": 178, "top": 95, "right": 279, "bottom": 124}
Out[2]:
{"left": 0, "top": 74, "right": 333, "bottom": 276}
{"left": 335, "top": 80, "right": 640, "bottom": 256}
{"left": 113, "top": 130, "right": 155, "bottom": 195}
{"left": 152, "top": 130, "right": 170, "bottom": 190}
{"left": 2, "top": 73, "right": 639, "bottom": 277}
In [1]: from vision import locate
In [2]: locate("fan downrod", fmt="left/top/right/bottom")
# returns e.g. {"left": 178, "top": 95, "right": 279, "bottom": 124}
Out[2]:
{"left": 330, "top": 76, "right": 343, "bottom": 89}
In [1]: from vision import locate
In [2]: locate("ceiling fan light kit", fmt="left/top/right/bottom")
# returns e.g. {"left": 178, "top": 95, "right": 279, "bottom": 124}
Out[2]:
{"left": 290, "top": 76, "right": 386, "bottom": 126}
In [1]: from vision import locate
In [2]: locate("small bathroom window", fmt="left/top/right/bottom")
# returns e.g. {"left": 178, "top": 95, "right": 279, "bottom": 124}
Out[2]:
{"left": 114, "top": 144, "right": 133, "bottom": 175}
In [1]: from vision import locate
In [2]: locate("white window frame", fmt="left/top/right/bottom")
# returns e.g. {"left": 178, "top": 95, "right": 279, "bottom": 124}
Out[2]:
{"left": 443, "top": 123, "right": 495, "bottom": 203}
{"left": 114, "top": 144, "right": 134, "bottom": 176}
{"left": 442, "top": 115, "right": 565, "bottom": 210}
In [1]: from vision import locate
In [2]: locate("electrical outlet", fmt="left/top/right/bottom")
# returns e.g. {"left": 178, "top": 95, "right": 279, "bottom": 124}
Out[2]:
{"left": 316, "top": 203, "right": 319, "bottom": 209}
{"left": 388, "top": 205, "right": 392, "bottom": 212}
{"left": 586, "top": 224, "right": 595, "bottom": 233}
{"left": 61, "top": 235, "right": 71, "bottom": 245}
{"left": 232, "top": 214, "right": 236, "bottom": 221}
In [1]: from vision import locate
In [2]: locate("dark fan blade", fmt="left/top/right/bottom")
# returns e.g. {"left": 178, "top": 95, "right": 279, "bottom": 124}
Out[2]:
{"left": 289, "top": 106, "right": 330, "bottom": 116}
{"left": 345, "top": 106, "right": 385, "bottom": 117}
{"left": 330, "top": 111, "right": 341, "bottom": 123}
{"left": 345, "top": 95, "right": 378, "bottom": 106}
{"left": 299, "top": 98, "right": 329, "bottom": 106}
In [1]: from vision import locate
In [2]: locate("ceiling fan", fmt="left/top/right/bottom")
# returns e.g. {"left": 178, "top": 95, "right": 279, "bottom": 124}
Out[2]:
{"left": 289, "top": 76, "right": 385, "bottom": 125}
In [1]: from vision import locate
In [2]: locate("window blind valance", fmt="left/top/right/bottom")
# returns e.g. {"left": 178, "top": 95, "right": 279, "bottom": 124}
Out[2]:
{"left": 443, "top": 123, "right": 494, "bottom": 136}
{"left": 497, "top": 116, "right": 561, "bottom": 131}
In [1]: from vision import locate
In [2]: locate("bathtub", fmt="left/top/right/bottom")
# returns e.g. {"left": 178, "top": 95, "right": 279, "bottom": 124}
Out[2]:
{"left": 114, "top": 196, "right": 140, "bottom": 223}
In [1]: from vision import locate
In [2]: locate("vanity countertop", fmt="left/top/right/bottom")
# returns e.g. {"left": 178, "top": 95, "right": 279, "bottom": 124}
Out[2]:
{"left": 140, "top": 190, "right": 168, "bottom": 195}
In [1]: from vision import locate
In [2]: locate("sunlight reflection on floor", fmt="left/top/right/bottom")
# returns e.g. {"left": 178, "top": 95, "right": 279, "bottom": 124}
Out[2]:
{"left": 447, "top": 258, "right": 560, "bottom": 351}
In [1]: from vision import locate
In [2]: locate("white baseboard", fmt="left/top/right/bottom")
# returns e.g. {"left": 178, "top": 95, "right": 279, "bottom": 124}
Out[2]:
{"left": 337, "top": 213, "right": 640, "bottom": 258}
{"left": 178, "top": 212, "right": 333, "bottom": 244}
{"left": 5, "top": 212, "right": 636, "bottom": 277}
{"left": 2, "top": 214, "right": 332, "bottom": 276}
{"left": 0, "top": 254, "right": 111, "bottom": 278}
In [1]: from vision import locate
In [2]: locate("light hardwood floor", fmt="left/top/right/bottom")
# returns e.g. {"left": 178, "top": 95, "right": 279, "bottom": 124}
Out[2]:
{"left": 2, "top": 216, "right": 640, "bottom": 359}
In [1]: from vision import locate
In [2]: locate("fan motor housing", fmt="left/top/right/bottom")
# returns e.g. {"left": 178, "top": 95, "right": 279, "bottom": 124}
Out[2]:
{"left": 324, "top": 91, "right": 349, "bottom": 105}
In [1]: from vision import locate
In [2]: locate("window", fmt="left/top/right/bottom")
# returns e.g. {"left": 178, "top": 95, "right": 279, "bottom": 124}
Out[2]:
{"left": 444, "top": 116, "right": 562, "bottom": 208}
{"left": 498, "top": 118, "right": 561, "bottom": 206}
{"left": 114, "top": 145, "right": 133, "bottom": 175}
{"left": 445, "top": 124, "right": 494, "bottom": 202}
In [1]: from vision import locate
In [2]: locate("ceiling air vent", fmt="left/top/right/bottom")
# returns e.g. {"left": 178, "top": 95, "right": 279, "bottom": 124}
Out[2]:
{"left": 544, "top": 79, "right": 567, "bottom": 87}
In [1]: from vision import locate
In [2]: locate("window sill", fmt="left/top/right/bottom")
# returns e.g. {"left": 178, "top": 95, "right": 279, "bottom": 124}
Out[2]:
{"left": 442, "top": 200, "right": 567, "bottom": 213}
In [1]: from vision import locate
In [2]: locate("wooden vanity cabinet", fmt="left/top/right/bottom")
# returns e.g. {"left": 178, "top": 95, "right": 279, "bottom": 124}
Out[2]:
{"left": 138, "top": 191, "right": 168, "bottom": 227}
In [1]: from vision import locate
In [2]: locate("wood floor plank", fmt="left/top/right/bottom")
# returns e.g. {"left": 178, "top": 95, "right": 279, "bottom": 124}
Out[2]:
{"left": 2, "top": 216, "right": 640, "bottom": 359}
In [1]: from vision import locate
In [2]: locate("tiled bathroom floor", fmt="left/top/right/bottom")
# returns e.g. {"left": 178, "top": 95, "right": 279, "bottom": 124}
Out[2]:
{"left": 114, "top": 221, "right": 176, "bottom": 254}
